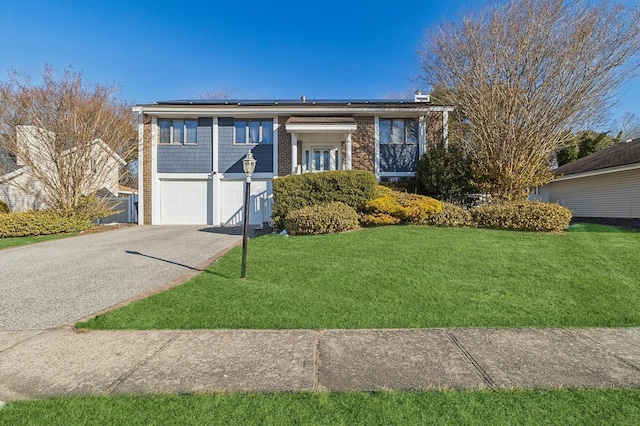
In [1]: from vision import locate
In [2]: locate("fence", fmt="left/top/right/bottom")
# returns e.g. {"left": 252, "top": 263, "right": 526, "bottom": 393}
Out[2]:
{"left": 94, "top": 194, "right": 138, "bottom": 224}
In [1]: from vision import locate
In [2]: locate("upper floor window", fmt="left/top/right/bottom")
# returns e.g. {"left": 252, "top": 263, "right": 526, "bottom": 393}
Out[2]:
{"left": 379, "top": 119, "right": 418, "bottom": 145}
{"left": 234, "top": 119, "right": 273, "bottom": 144}
{"left": 159, "top": 119, "right": 198, "bottom": 144}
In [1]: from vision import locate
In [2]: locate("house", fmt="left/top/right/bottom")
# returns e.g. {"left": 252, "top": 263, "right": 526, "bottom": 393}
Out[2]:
{"left": 0, "top": 126, "right": 126, "bottom": 212}
{"left": 133, "top": 93, "right": 453, "bottom": 226}
{"left": 536, "top": 138, "right": 640, "bottom": 221}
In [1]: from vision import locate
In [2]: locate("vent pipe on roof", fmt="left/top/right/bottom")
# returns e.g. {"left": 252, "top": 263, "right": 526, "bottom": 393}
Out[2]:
{"left": 301, "top": 96, "right": 306, "bottom": 103}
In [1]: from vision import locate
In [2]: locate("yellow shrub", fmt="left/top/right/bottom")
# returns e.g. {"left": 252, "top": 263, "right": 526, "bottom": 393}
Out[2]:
{"left": 360, "top": 213, "right": 401, "bottom": 226}
{"left": 0, "top": 210, "right": 93, "bottom": 238}
{"left": 361, "top": 186, "right": 442, "bottom": 226}
{"left": 471, "top": 201, "right": 573, "bottom": 232}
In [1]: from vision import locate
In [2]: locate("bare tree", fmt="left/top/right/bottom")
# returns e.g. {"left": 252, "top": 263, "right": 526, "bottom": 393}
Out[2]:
{"left": 418, "top": 0, "right": 640, "bottom": 201}
{"left": 619, "top": 112, "right": 640, "bottom": 141}
{"left": 195, "top": 88, "right": 234, "bottom": 100}
{"left": 0, "top": 65, "right": 136, "bottom": 217}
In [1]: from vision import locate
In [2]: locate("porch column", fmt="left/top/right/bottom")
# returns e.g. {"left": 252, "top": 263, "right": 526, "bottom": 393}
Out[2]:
{"left": 291, "top": 132, "right": 298, "bottom": 175}
{"left": 443, "top": 111, "right": 449, "bottom": 148}
{"left": 346, "top": 133, "right": 352, "bottom": 170}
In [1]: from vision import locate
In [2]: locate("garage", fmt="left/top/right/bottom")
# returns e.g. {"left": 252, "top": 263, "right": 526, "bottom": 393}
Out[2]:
{"left": 160, "top": 179, "right": 211, "bottom": 225}
{"left": 220, "top": 179, "right": 272, "bottom": 226}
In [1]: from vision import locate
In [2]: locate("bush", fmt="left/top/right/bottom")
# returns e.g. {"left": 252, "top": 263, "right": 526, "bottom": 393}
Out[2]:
{"left": 0, "top": 210, "right": 93, "bottom": 238}
{"left": 360, "top": 213, "right": 401, "bottom": 226}
{"left": 421, "top": 202, "right": 474, "bottom": 227}
{"left": 361, "top": 186, "right": 442, "bottom": 225}
{"left": 0, "top": 200, "right": 9, "bottom": 214}
{"left": 272, "top": 170, "right": 378, "bottom": 230}
{"left": 471, "top": 201, "right": 573, "bottom": 232}
{"left": 417, "top": 143, "right": 476, "bottom": 205}
{"left": 283, "top": 202, "right": 360, "bottom": 235}
{"left": 380, "top": 178, "right": 421, "bottom": 194}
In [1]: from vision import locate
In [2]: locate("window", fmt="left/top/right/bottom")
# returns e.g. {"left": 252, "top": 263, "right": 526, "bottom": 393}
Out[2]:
{"left": 379, "top": 119, "right": 419, "bottom": 145}
{"left": 234, "top": 119, "right": 273, "bottom": 144}
{"left": 159, "top": 119, "right": 198, "bottom": 144}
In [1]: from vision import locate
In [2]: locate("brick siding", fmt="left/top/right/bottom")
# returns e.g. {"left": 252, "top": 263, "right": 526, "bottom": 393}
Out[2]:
{"left": 277, "top": 116, "right": 291, "bottom": 176}
{"left": 352, "top": 116, "right": 375, "bottom": 172}
{"left": 142, "top": 115, "right": 152, "bottom": 225}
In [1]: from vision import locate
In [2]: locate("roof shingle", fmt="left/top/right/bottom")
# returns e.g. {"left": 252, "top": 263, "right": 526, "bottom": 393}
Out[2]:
{"left": 555, "top": 138, "right": 640, "bottom": 176}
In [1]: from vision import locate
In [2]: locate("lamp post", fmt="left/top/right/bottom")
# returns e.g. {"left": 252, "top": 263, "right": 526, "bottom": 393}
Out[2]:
{"left": 241, "top": 151, "right": 256, "bottom": 278}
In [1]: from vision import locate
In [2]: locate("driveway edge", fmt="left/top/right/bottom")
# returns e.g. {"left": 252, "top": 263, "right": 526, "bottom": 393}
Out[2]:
{"left": 69, "top": 240, "right": 241, "bottom": 328}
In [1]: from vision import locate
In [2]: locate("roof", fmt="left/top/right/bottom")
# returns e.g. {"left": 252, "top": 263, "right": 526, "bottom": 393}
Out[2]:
{"left": 134, "top": 98, "right": 454, "bottom": 115}
{"left": 555, "top": 138, "right": 640, "bottom": 176}
{"left": 118, "top": 184, "right": 138, "bottom": 194}
{"left": 143, "top": 98, "right": 430, "bottom": 107}
{"left": 0, "top": 136, "right": 20, "bottom": 176}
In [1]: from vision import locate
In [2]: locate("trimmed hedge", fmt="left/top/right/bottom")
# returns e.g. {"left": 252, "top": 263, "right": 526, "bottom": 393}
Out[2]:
{"left": 0, "top": 200, "right": 9, "bottom": 214}
{"left": 272, "top": 170, "right": 378, "bottom": 230}
{"left": 361, "top": 186, "right": 442, "bottom": 225}
{"left": 0, "top": 210, "right": 93, "bottom": 238}
{"left": 283, "top": 202, "right": 360, "bottom": 235}
{"left": 421, "top": 202, "right": 474, "bottom": 227}
{"left": 471, "top": 201, "right": 573, "bottom": 232}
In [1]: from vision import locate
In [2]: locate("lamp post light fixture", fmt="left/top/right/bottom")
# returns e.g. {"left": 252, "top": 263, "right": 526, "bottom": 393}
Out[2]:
{"left": 241, "top": 151, "right": 256, "bottom": 278}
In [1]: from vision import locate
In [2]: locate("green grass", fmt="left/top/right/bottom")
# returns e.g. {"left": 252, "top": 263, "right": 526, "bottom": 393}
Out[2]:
{"left": 567, "top": 223, "right": 635, "bottom": 233}
{"left": 1, "top": 390, "right": 640, "bottom": 425}
{"left": 0, "top": 232, "right": 76, "bottom": 250}
{"left": 77, "top": 225, "right": 640, "bottom": 330}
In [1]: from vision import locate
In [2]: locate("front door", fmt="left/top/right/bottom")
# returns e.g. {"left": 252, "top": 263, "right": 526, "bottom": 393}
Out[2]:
{"left": 311, "top": 147, "right": 339, "bottom": 172}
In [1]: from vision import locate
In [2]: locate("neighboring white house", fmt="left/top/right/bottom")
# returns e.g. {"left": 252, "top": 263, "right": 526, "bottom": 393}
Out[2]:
{"left": 0, "top": 126, "right": 126, "bottom": 212}
{"left": 537, "top": 138, "right": 640, "bottom": 219}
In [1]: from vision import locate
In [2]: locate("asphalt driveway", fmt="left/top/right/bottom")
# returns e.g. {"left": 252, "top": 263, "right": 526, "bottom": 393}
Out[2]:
{"left": 0, "top": 226, "right": 242, "bottom": 330}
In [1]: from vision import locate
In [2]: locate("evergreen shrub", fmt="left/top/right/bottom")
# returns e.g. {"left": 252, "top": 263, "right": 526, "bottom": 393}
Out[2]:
{"left": 471, "top": 201, "right": 573, "bottom": 232}
{"left": 272, "top": 170, "right": 378, "bottom": 230}
{"left": 283, "top": 202, "right": 359, "bottom": 235}
{"left": 421, "top": 202, "right": 475, "bottom": 227}
{"left": 0, "top": 210, "right": 93, "bottom": 238}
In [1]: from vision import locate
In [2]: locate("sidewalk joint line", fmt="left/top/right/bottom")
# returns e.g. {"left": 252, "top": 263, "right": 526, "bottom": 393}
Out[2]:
{"left": 313, "top": 329, "right": 323, "bottom": 390}
{"left": 0, "top": 330, "right": 46, "bottom": 354}
{"left": 569, "top": 329, "right": 640, "bottom": 373}
{"left": 445, "top": 330, "right": 495, "bottom": 387}
{"left": 105, "top": 331, "right": 184, "bottom": 394}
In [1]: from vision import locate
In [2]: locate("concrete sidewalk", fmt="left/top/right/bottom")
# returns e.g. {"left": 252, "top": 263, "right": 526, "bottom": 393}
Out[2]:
{"left": 1, "top": 328, "right": 639, "bottom": 400}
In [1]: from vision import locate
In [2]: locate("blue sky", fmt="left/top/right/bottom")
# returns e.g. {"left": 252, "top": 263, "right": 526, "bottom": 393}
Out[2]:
{"left": 1, "top": 0, "right": 638, "bottom": 125}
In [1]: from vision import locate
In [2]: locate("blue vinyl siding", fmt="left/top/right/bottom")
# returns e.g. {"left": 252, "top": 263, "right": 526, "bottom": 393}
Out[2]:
{"left": 218, "top": 118, "right": 273, "bottom": 174}
{"left": 379, "top": 144, "right": 419, "bottom": 173}
{"left": 157, "top": 117, "right": 213, "bottom": 173}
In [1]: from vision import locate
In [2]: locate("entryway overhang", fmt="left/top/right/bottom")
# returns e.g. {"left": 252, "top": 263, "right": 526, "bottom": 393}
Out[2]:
{"left": 285, "top": 116, "right": 357, "bottom": 133}
{"left": 285, "top": 117, "right": 357, "bottom": 174}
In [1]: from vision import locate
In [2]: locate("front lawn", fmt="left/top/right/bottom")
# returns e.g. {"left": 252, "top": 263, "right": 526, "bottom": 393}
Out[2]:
{"left": 77, "top": 225, "right": 640, "bottom": 329}
{"left": 1, "top": 390, "right": 639, "bottom": 425}
{"left": 0, "top": 232, "right": 76, "bottom": 250}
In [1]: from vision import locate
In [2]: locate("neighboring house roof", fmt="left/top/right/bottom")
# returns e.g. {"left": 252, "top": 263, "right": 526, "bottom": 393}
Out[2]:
{"left": 0, "top": 145, "right": 20, "bottom": 176}
{"left": 555, "top": 138, "right": 640, "bottom": 177}
{"left": 65, "top": 138, "right": 127, "bottom": 166}
{"left": 118, "top": 184, "right": 138, "bottom": 194}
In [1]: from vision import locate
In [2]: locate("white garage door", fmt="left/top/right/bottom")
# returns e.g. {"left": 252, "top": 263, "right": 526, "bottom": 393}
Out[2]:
{"left": 160, "top": 179, "right": 211, "bottom": 225}
{"left": 220, "top": 179, "right": 272, "bottom": 226}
